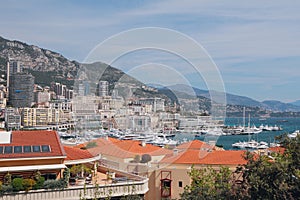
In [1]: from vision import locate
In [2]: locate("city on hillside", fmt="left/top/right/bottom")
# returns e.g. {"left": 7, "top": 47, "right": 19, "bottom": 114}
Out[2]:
{"left": 0, "top": 1, "right": 299, "bottom": 200}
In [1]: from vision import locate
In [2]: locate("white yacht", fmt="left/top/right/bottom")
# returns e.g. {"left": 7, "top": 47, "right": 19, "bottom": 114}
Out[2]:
{"left": 288, "top": 130, "right": 300, "bottom": 138}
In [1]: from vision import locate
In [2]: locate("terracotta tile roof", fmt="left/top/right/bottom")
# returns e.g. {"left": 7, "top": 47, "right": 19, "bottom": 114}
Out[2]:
{"left": 161, "top": 149, "right": 247, "bottom": 165}
{"left": 268, "top": 146, "right": 285, "bottom": 154}
{"left": 85, "top": 137, "right": 172, "bottom": 159}
{"left": 177, "top": 140, "right": 212, "bottom": 150}
{"left": 64, "top": 146, "right": 94, "bottom": 161}
{"left": 0, "top": 130, "right": 66, "bottom": 159}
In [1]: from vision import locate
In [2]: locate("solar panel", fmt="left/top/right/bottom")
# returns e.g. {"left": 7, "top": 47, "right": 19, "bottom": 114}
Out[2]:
{"left": 0, "top": 146, "right": 3, "bottom": 154}
{"left": 23, "top": 145, "right": 32, "bottom": 153}
{"left": 4, "top": 146, "right": 13, "bottom": 154}
{"left": 41, "top": 145, "right": 51, "bottom": 152}
{"left": 14, "top": 146, "right": 22, "bottom": 153}
{"left": 32, "top": 145, "right": 41, "bottom": 152}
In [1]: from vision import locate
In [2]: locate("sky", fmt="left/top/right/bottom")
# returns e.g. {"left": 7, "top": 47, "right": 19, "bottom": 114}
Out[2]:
{"left": 0, "top": 0, "right": 299, "bottom": 103}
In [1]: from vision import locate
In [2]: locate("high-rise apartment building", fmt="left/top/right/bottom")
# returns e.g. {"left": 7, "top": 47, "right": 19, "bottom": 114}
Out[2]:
{"left": 8, "top": 73, "right": 35, "bottom": 108}
{"left": 97, "top": 81, "right": 109, "bottom": 97}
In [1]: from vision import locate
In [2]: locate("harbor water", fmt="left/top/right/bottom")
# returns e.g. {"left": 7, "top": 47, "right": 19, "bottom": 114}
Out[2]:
{"left": 174, "top": 117, "right": 300, "bottom": 150}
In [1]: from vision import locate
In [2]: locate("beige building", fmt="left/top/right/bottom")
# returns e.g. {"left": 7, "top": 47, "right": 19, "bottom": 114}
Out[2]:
{"left": 21, "top": 107, "right": 64, "bottom": 127}
{"left": 83, "top": 138, "right": 246, "bottom": 200}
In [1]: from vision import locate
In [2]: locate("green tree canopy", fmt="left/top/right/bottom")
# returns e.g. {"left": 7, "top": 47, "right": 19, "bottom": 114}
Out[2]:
{"left": 181, "top": 135, "right": 300, "bottom": 200}
{"left": 181, "top": 166, "right": 235, "bottom": 200}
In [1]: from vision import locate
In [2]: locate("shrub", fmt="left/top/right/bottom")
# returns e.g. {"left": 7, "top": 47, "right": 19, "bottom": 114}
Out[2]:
{"left": 33, "top": 176, "right": 45, "bottom": 190}
{"left": 22, "top": 179, "right": 36, "bottom": 192}
{"left": 43, "top": 179, "right": 64, "bottom": 190}
{"left": 61, "top": 168, "right": 70, "bottom": 188}
{"left": 34, "top": 171, "right": 42, "bottom": 181}
{"left": 1, "top": 185, "right": 13, "bottom": 194}
{"left": 86, "top": 141, "right": 97, "bottom": 149}
{"left": 12, "top": 178, "right": 23, "bottom": 191}
{"left": 3, "top": 173, "right": 12, "bottom": 185}
{"left": 70, "top": 164, "right": 91, "bottom": 177}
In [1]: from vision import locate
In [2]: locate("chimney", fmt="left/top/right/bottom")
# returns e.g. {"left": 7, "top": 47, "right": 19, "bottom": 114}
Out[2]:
{"left": 141, "top": 141, "right": 146, "bottom": 147}
{"left": 173, "top": 148, "right": 178, "bottom": 156}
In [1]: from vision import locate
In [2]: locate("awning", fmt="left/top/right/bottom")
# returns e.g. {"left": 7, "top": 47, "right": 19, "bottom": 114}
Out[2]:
{"left": 64, "top": 154, "right": 101, "bottom": 165}
{"left": 0, "top": 164, "right": 66, "bottom": 172}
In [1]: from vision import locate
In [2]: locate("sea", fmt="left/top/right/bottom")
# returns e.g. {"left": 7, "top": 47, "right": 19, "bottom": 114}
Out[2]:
{"left": 174, "top": 117, "right": 300, "bottom": 150}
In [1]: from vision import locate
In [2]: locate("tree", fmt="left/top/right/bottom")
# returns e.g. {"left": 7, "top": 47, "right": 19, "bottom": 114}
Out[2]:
{"left": 180, "top": 166, "right": 235, "bottom": 200}
{"left": 70, "top": 164, "right": 92, "bottom": 178}
{"left": 236, "top": 135, "right": 300, "bottom": 200}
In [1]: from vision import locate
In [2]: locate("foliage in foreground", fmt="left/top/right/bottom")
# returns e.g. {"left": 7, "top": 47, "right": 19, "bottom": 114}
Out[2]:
{"left": 181, "top": 166, "right": 237, "bottom": 200}
{"left": 181, "top": 135, "right": 300, "bottom": 200}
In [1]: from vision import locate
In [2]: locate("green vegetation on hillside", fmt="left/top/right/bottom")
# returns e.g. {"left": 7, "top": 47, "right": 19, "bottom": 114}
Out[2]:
{"left": 26, "top": 69, "right": 74, "bottom": 88}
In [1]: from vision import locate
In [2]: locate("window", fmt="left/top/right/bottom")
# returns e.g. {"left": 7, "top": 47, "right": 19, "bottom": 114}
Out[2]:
{"left": 32, "top": 145, "right": 41, "bottom": 152}
{"left": 179, "top": 181, "right": 183, "bottom": 188}
{"left": 14, "top": 146, "right": 22, "bottom": 153}
{"left": 42, "top": 173, "right": 57, "bottom": 180}
{"left": 23, "top": 146, "right": 32, "bottom": 153}
{"left": 4, "top": 146, "right": 13, "bottom": 154}
{"left": 41, "top": 145, "right": 51, "bottom": 152}
{"left": 0, "top": 146, "right": 3, "bottom": 154}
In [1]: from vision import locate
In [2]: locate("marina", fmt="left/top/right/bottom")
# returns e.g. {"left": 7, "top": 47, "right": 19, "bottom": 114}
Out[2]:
{"left": 60, "top": 117, "right": 300, "bottom": 150}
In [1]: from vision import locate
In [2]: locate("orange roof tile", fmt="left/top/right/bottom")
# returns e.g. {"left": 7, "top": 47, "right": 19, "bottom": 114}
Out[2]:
{"left": 177, "top": 140, "right": 212, "bottom": 150}
{"left": 0, "top": 130, "right": 65, "bottom": 159}
{"left": 161, "top": 149, "right": 246, "bottom": 165}
{"left": 86, "top": 137, "right": 172, "bottom": 159}
{"left": 268, "top": 146, "right": 285, "bottom": 154}
{"left": 64, "top": 146, "right": 94, "bottom": 161}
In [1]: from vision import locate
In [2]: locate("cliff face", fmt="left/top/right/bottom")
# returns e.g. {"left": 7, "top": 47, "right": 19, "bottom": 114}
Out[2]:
{"left": 0, "top": 36, "right": 79, "bottom": 78}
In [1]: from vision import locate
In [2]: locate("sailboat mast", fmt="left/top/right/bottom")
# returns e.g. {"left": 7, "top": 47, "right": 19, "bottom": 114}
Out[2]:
{"left": 248, "top": 114, "right": 250, "bottom": 128}
{"left": 243, "top": 107, "right": 245, "bottom": 128}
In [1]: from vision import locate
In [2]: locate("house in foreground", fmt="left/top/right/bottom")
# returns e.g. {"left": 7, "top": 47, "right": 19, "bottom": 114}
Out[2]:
{"left": 83, "top": 138, "right": 247, "bottom": 200}
{"left": 0, "top": 130, "right": 148, "bottom": 200}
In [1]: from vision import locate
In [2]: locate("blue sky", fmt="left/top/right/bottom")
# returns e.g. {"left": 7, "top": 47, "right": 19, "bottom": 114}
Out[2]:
{"left": 0, "top": 0, "right": 299, "bottom": 102}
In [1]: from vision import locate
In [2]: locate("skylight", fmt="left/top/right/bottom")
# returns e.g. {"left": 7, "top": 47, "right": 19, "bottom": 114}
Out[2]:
{"left": 4, "top": 146, "right": 13, "bottom": 154}
{"left": 23, "top": 146, "right": 31, "bottom": 153}
{"left": 0, "top": 145, "right": 51, "bottom": 154}
{"left": 14, "top": 146, "right": 22, "bottom": 153}
{"left": 41, "top": 145, "right": 51, "bottom": 152}
{"left": 32, "top": 145, "right": 41, "bottom": 152}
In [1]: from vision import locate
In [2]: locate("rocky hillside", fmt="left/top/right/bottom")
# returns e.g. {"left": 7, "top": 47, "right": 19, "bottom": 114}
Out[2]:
{"left": 1, "top": 35, "right": 299, "bottom": 115}
{"left": 0, "top": 36, "right": 79, "bottom": 78}
{"left": 0, "top": 36, "right": 171, "bottom": 103}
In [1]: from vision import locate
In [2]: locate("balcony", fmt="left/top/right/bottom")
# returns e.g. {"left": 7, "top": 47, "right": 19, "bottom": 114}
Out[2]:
{"left": 0, "top": 166, "right": 149, "bottom": 200}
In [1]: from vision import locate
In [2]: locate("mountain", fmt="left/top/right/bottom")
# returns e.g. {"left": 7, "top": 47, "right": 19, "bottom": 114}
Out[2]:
{"left": 262, "top": 100, "right": 300, "bottom": 112}
{"left": 0, "top": 36, "right": 79, "bottom": 77}
{"left": 0, "top": 36, "right": 169, "bottom": 101}
{"left": 78, "top": 62, "right": 169, "bottom": 100}
{"left": 291, "top": 100, "right": 300, "bottom": 107}
{"left": 165, "top": 84, "right": 261, "bottom": 107}
{"left": 159, "top": 84, "right": 300, "bottom": 112}
{"left": 1, "top": 35, "right": 299, "bottom": 113}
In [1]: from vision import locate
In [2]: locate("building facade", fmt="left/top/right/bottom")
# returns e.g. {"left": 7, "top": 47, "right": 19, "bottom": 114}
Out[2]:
{"left": 8, "top": 73, "right": 35, "bottom": 108}
{"left": 5, "top": 108, "right": 21, "bottom": 130}
{"left": 21, "top": 108, "right": 62, "bottom": 127}
{"left": 97, "top": 81, "right": 109, "bottom": 97}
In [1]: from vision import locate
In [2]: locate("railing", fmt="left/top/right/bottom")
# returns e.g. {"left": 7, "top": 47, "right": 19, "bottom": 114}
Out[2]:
{"left": 0, "top": 179, "right": 148, "bottom": 200}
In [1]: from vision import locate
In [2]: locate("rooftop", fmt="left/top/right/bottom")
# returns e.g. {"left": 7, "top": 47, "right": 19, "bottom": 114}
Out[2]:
{"left": 64, "top": 146, "right": 94, "bottom": 161}
{"left": 161, "top": 149, "right": 247, "bottom": 165}
{"left": 82, "top": 137, "right": 172, "bottom": 159}
{"left": 0, "top": 130, "right": 66, "bottom": 159}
